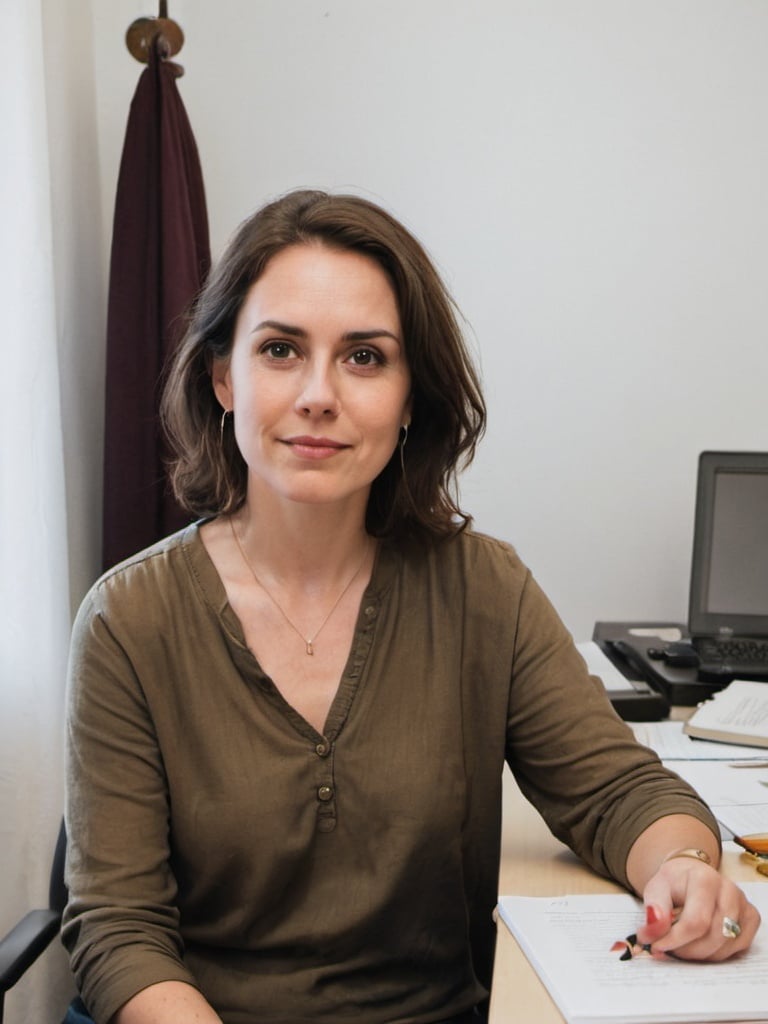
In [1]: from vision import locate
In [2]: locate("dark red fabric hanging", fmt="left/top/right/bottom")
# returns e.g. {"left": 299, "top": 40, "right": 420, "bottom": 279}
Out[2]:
{"left": 102, "top": 41, "right": 210, "bottom": 571}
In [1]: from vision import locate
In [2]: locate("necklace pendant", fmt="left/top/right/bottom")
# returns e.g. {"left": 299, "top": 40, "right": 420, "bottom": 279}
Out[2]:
{"left": 229, "top": 517, "right": 372, "bottom": 662}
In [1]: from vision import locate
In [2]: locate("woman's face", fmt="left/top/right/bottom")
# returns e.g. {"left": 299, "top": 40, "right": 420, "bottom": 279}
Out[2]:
{"left": 213, "top": 243, "right": 412, "bottom": 515}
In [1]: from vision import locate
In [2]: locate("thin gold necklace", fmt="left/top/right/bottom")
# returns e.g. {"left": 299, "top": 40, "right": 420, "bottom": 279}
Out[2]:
{"left": 229, "top": 517, "right": 370, "bottom": 656}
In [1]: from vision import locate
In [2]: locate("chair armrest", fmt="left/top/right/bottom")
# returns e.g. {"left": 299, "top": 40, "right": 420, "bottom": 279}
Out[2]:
{"left": 0, "top": 909, "right": 61, "bottom": 993}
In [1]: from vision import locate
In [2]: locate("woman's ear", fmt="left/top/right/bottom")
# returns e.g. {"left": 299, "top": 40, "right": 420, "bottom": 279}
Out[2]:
{"left": 211, "top": 356, "right": 233, "bottom": 411}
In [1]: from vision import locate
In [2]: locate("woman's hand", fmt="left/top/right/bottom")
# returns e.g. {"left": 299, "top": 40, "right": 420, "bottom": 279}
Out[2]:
{"left": 635, "top": 857, "right": 761, "bottom": 961}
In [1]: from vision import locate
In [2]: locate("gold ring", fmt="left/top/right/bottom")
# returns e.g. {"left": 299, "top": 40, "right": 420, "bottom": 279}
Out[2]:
{"left": 722, "top": 916, "right": 741, "bottom": 939}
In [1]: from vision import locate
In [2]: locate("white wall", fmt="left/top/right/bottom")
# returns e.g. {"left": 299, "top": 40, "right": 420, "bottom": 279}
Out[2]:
{"left": 84, "top": 0, "right": 768, "bottom": 638}
{"left": 45, "top": 0, "right": 106, "bottom": 612}
{"left": 2, "top": 8, "right": 103, "bottom": 1023}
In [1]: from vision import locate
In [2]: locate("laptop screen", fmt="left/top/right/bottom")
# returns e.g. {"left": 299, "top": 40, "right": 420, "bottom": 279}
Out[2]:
{"left": 689, "top": 451, "right": 768, "bottom": 637}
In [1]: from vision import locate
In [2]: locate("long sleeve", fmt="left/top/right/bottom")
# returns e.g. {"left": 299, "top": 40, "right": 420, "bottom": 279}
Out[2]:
{"left": 63, "top": 585, "right": 198, "bottom": 1024}
{"left": 504, "top": 568, "right": 719, "bottom": 888}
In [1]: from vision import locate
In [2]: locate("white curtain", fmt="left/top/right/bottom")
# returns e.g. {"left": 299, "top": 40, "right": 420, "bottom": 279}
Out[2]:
{"left": 0, "top": 2, "right": 76, "bottom": 1021}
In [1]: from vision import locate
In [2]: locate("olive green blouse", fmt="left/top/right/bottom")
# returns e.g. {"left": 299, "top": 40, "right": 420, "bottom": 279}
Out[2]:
{"left": 62, "top": 525, "right": 717, "bottom": 1024}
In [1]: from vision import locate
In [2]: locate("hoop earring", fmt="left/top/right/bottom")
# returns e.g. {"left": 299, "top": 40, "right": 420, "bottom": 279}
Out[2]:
{"left": 398, "top": 423, "right": 417, "bottom": 513}
{"left": 399, "top": 423, "right": 408, "bottom": 469}
{"left": 220, "top": 409, "right": 232, "bottom": 445}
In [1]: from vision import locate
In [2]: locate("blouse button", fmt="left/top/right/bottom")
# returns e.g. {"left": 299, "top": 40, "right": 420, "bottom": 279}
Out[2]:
{"left": 317, "top": 785, "right": 334, "bottom": 802}
{"left": 315, "top": 742, "right": 328, "bottom": 757}
{"left": 364, "top": 605, "right": 376, "bottom": 618}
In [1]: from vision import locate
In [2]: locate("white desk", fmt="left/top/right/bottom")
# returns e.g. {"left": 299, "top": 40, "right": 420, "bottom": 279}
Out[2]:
{"left": 489, "top": 766, "right": 763, "bottom": 1023}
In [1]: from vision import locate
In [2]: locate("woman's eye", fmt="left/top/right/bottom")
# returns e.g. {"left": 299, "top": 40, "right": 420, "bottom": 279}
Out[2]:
{"left": 262, "top": 341, "right": 295, "bottom": 359}
{"left": 349, "top": 349, "right": 381, "bottom": 367}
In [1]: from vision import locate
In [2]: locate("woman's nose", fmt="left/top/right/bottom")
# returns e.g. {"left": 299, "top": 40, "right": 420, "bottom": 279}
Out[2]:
{"left": 294, "top": 361, "right": 341, "bottom": 417}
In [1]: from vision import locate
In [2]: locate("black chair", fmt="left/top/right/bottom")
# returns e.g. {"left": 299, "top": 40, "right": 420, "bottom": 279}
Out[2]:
{"left": 0, "top": 821, "right": 67, "bottom": 1024}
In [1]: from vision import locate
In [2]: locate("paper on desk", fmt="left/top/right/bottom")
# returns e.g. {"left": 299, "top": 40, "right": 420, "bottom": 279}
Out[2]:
{"left": 632, "top": 720, "right": 768, "bottom": 760}
{"left": 715, "top": 806, "right": 768, "bottom": 837}
{"left": 663, "top": 759, "right": 768, "bottom": 837}
{"left": 576, "top": 641, "right": 635, "bottom": 692}
{"left": 665, "top": 760, "right": 768, "bottom": 806}
{"left": 628, "top": 626, "right": 682, "bottom": 642}
{"left": 497, "top": 883, "right": 768, "bottom": 1024}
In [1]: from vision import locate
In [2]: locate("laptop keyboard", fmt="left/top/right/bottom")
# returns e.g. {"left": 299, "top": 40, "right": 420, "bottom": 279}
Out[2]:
{"left": 694, "top": 637, "right": 768, "bottom": 671}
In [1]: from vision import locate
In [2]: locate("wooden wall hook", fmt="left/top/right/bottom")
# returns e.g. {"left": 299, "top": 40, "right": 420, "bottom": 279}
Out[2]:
{"left": 126, "top": 15, "right": 184, "bottom": 66}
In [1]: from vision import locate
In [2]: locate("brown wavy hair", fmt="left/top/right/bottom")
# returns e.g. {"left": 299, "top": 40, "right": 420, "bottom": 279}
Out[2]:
{"left": 161, "top": 189, "right": 485, "bottom": 542}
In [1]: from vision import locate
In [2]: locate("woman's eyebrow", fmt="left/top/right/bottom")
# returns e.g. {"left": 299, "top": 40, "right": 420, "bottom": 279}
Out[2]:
{"left": 253, "top": 321, "right": 400, "bottom": 345}
{"left": 344, "top": 329, "right": 401, "bottom": 344}
{"left": 252, "top": 319, "right": 306, "bottom": 337}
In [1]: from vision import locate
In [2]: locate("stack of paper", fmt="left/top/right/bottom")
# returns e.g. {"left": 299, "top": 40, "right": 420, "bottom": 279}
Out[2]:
{"left": 631, "top": 719, "right": 768, "bottom": 761}
{"left": 630, "top": 710, "right": 768, "bottom": 840}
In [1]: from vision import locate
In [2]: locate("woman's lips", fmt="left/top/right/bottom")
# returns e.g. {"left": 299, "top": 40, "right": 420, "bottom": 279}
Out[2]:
{"left": 282, "top": 436, "right": 350, "bottom": 459}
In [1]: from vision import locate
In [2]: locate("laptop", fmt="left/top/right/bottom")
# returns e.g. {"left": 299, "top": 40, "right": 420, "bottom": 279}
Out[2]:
{"left": 688, "top": 451, "right": 768, "bottom": 681}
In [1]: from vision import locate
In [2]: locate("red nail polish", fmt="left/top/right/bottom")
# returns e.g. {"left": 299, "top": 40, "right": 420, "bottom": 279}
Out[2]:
{"left": 646, "top": 905, "right": 661, "bottom": 925}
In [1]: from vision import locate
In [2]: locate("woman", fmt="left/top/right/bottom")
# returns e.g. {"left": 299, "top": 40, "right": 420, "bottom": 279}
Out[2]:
{"left": 63, "top": 190, "right": 760, "bottom": 1024}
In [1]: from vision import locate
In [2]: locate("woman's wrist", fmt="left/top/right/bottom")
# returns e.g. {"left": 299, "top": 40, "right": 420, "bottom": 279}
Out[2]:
{"left": 626, "top": 813, "right": 721, "bottom": 893}
{"left": 661, "top": 847, "right": 713, "bottom": 867}
{"left": 113, "top": 981, "right": 222, "bottom": 1024}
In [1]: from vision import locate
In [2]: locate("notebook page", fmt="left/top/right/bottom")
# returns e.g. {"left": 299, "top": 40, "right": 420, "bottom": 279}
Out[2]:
{"left": 497, "top": 884, "right": 768, "bottom": 1024}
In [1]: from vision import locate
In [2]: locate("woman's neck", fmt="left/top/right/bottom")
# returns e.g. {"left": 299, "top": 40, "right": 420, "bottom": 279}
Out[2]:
{"left": 233, "top": 492, "right": 374, "bottom": 586}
